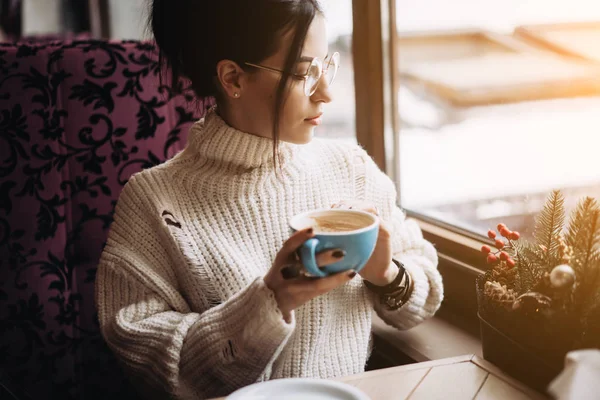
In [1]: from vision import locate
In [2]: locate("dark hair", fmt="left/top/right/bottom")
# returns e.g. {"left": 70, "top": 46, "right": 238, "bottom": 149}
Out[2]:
{"left": 150, "top": 0, "right": 323, "bottom": 164}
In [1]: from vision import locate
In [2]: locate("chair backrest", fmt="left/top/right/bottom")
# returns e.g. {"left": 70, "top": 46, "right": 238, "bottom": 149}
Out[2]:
{"left": 0, "top": 39, "right": 209, "bottom": 399}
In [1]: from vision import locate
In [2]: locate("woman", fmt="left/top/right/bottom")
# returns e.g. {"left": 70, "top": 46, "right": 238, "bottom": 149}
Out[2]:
{"left": 95, "top": 0, "right": 443, "bottom": 399}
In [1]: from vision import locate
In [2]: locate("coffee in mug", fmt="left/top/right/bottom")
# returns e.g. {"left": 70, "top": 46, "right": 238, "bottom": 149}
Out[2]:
{"left": 308, "top": 211, "right": 374, "bottom": 233}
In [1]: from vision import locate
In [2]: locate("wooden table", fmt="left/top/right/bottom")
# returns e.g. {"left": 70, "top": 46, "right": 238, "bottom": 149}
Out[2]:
{"left": 213, "top": 354, "right": 549, "bottom": 399}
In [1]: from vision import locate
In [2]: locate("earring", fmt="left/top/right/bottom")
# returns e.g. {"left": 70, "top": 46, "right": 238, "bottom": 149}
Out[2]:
{"left": 233, "top": 92, "right": 240, "bottom": 98}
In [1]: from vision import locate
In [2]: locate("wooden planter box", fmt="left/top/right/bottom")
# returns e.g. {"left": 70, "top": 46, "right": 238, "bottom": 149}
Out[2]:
{"left": 478, "top": 312, "right": 562, "bottom": 393}
{"left": 476, "top": 275, "right": 573, "bottom": 393}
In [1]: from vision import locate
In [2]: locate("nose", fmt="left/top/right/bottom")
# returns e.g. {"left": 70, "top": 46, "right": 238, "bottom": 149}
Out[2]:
{"left": 310, "top": 74, "right": 333, "bottom": 104}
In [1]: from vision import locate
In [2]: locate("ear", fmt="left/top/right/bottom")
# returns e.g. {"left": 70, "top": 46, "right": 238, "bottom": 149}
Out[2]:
{"left": 216, "top": 59, "right": 246, "bottom": 99}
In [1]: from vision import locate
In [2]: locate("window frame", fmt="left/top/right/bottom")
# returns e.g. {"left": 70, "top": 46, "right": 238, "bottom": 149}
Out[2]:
{"left": 89, "top": 0, "right": 110, "bottom": 38}
{"left": 352, "top": 0, "right": 489, "bottom": 332}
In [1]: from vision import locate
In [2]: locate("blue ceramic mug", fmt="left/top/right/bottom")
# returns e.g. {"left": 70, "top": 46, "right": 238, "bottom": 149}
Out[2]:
{"left": 289, "top": 209, "right": 379, "bottom": 277}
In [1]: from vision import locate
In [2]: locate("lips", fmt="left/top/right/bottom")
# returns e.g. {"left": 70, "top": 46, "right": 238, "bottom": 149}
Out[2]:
{"left": 305, "top": 115, "right": 323, "bottom": 126}
{"left": 305, "top": 113, "right": 323, "bottom": 121}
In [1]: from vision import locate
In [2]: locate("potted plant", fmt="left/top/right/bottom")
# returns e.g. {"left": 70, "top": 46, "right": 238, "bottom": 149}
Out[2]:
{"left": 476, "top": 190, "right": 600, "bottom": 392}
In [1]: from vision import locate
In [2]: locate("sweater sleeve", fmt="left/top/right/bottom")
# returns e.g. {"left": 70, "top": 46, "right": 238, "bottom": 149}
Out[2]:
{"left": 353, "top": 147, "right": 444, "bottom": 330}
{"left": 95, "top": 176, "right": 295, "bottom": 399}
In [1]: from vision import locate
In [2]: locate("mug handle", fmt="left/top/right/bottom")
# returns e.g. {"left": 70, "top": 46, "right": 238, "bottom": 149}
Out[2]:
{"left": 299, "top": 238, "right": 327, "bottom": 278}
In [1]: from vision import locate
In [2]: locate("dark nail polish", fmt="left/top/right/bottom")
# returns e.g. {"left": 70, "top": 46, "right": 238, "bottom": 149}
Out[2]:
{"left": 348, "top": 271, "right": 357, "bottom": 278}
{"left": 333, "top": 250, "right": 345, "bottom": 258}
{"left": 281, "top": 266, "right": 300, "bottom": 280}
{"left": 307, "top": 228, "right": 314, "bottom": 235}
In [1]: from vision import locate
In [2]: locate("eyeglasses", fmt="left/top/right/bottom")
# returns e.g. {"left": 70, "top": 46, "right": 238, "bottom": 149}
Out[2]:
{"left": 244, "top": 52, "right": 340, "bottom": 97}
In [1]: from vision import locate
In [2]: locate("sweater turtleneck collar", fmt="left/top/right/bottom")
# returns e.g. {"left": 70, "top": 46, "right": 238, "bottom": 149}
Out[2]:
{"left": 186, "top": 107, "right": 298, "bottom": 169}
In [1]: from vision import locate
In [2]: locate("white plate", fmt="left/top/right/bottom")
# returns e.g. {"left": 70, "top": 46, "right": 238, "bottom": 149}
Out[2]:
{"left": 226, "top": 378, "right": 371, "bottom": 400}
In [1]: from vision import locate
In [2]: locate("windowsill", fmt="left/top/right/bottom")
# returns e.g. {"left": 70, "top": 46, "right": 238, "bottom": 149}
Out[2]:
{"left": 372, "top": 312, "right": 482, "bottom": 363}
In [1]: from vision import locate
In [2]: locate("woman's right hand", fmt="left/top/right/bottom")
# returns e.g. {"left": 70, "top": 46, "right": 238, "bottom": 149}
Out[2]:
{"left": 264, "top": 228, "right": 356, "bottom": 322}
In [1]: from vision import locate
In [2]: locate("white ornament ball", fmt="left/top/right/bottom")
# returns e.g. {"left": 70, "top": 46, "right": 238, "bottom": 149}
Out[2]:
{"left": 550, "top": 264, "right": 576, "bottom": 289}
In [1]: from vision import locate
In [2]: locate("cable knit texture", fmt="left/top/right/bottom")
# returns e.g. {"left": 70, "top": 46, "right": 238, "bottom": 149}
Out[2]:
{"left": 95, "top": 109, "right": 443, "bottom": 399}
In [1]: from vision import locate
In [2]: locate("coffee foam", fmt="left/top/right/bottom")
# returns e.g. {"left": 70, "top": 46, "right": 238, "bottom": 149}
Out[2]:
{"left": 309, "top": 216, "right": 364, "bottom": 232}
{"left": 294, "top": 210, "right": 374, "bottom": 233}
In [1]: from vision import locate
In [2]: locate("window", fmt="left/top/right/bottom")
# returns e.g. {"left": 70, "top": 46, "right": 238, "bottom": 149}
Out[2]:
{"left": 317, "top": 0, "right": 357, "bottom": 143}
{"left": 393, "top": 0, "right": 600, "bottom": 241}
{"left": 20, "top": 1, "right": 157, "bottom": 40}
{"left": 21, "top": 0, "right": 93, "bottom": 37}
{"left": 106, "top": 0, "right": 148, "bottom": 40}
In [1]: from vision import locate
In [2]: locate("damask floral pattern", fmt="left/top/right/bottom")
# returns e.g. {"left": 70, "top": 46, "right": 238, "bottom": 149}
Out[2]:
{"left": 0, "top": 39, "right": 209, "bottom": 399}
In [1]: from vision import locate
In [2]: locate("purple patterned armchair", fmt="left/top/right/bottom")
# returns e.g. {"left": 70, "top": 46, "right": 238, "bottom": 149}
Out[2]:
{"left": 0, "top": 39, "right": 210, "bottom": 399}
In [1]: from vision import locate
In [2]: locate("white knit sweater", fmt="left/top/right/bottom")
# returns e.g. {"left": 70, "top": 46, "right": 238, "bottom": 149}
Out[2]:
{"left": 95, "top": 109, "right": 443, "bottom": 400}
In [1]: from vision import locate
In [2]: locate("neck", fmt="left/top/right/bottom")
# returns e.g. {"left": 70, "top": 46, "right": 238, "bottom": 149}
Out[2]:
{"left": 216, "top": 105, "right": 272, "bottom": 142}
{"left": 186, "top": 107, "right": 296, "bottom": 170}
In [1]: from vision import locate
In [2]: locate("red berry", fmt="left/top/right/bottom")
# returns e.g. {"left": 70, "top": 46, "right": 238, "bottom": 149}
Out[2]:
{"left": 481, "top": 245, "right": 492, "bottom": 254}
{"left": 487, "top": 230, "right": 496, "bottom": 239}
{"left": 507, "top": 258, "right": 516, "bottom": 268}
{"left": 487, "top": 254, "right": 498, "bottom": 264}
{"left": 497, "top": 223, "right": 507, "bottom": 231}
{"left": 495, "top": 239, "right": 505, "bottom": 249}
{"left": 500, "top": 228, "right": 510, "bottom": 238}
{"left": 500, "top": 251, "right": 509, "bottom": 261}
{"left": 510, "top": 231, "right": 520, "bottom": 240}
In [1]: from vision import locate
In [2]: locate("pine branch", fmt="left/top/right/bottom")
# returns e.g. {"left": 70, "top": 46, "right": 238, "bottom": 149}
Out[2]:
{"left": 588, "top": 249, "right": 600, "bottom": 284}
{"left": 575, "top": 246, "right": 600, "bottom": 317}
{"left": 566, "top": 198, "right": 600, "bottom": 274}
{"left": 516, "top": 260, "right": 533, "bottom": 293}
{"left": 580, "top": 210, "right": 600, "bottom": 273}
{"left": 534, "top": 190, "right": 565, "bottom": 268}
{"left": 517, "top": 241, "right": 546, "bottom": 292}
{"left": 566, "top": 197, "right": 598, "bottom": 248}
{"left": 571, "top": 209, "right": 600, "bottom": 313}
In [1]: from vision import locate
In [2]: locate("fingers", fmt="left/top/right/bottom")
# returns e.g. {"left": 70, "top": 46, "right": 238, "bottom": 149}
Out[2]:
{"left": 299, "top": 269, "right": 357, "bottom": 295}
{"left": 280, "top": 263, "right": 303, "bottom": 280}
{"left": 378, "top": 220, "right": 391, "bottom": 240}
{"left": 331, "top": 200, "right": 352, "bottom": 209}
{"left": 331, "top": 200, "right": 379, "bottom": 216}
{"left": 315, "top": 249, "right": 345, "bottom": 267}
{"left": 274, "top": 228, "right": 314, "bottom": 267}
{"left": 281, "top": 270, "right": 355, "bottom": 309}
{"left": 280, "top": 248, "right": 345, "bottom": 280}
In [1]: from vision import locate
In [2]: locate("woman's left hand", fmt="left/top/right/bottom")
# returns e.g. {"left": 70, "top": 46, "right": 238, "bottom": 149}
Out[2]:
{"left": 331, "top": 200, "right": 399, "bottom": 286}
